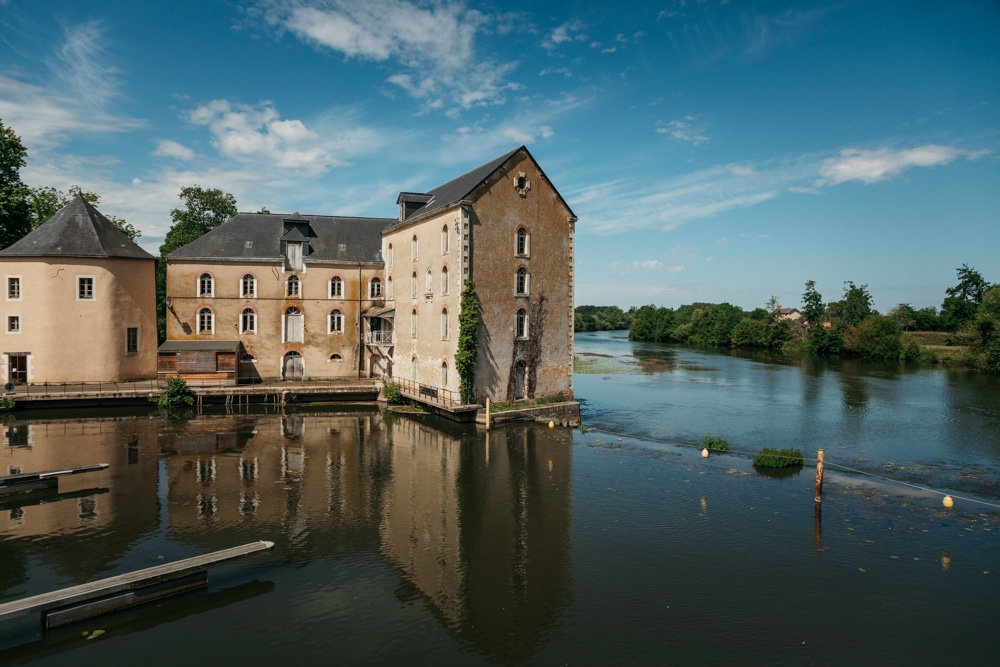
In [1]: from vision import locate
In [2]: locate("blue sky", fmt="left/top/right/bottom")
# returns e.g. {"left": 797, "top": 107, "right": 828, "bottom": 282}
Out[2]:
{"left": 1, "top": 0, "right": 998, "bottom": 313}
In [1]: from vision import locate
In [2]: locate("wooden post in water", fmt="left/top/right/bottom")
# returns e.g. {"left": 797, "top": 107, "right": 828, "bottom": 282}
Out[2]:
{"left": 814, "top": 449, "right": 825, "bottom": 503}
{"left": 485, "top": 397, "right": 491, "bottom": 430}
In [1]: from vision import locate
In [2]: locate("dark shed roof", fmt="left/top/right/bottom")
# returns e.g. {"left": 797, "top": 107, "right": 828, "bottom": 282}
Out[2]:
{"left": 168, "top": 213, "right": 395, "bottom": 263}
{"left": 157, "top": 340, "right": 243, "bottom": 353}
{"left": 0, "top": 196, "right": 154, "bottom": 260}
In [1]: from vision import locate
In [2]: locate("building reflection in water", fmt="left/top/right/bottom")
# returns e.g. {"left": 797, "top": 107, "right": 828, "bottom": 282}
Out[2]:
{"left": 1, "top": 410, "right": 571, "bottom": 661}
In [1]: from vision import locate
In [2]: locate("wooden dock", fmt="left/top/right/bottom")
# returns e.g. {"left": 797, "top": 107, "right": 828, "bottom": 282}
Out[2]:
{"left": 0, "top": 463, "right": 109, "bottom": 495}
{"left": 0, "top": 540, "right": 275, "bottom": 628}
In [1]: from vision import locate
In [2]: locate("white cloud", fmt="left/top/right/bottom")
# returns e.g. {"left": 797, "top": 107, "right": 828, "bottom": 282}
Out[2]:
{"left": 48, "top": 22, "right": 120, "bottom": 107}
{"left": 655, "top": 116, "right": 708, "bottom": 145}
{"left": 154, "top": 140, "right": 195, "bottom": 161}
{"left": 259, "top": 0, "right": 517, "bottom": 111}
{"left": 186, "top": 100, "right": 344, "bottom": 175}
{"left": 543, "top": 20, "right": 587, "bottom": 51}
{"left": 814, "top": 145, "right": 985, "bottom": 186}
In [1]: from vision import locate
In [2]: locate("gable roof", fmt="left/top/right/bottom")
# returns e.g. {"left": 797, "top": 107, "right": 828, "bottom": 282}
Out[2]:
{"left": 168, "top": 213, "right": 395, "bottom": 263}
{"left": 390, "top": 145, "right": 576, "bottom": 226}
{"left": 0, "top": 196, "right": 154, "bottom": 260}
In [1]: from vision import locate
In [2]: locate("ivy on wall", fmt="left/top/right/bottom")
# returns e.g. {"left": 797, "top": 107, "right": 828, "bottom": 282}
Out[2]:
{"left": 456, "top": 280, "right": 479, "bottom": 404}
{"left": 507, "top": 293, "right": 546, "bottom": 400}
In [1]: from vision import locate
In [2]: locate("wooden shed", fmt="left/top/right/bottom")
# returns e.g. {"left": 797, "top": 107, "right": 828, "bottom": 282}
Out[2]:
{"left": 156, "top": 340, "right": 243, "bottom": 387}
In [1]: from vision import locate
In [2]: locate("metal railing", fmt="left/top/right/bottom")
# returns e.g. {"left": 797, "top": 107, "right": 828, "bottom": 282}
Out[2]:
{"left": 365, "top": 330, "right": 394, "bottom": 345}
{"left": 3, "top": 376, "right": 381, "bottom": 398}
{"left": 389, "top": 377, "right": 465, "bottom": 408}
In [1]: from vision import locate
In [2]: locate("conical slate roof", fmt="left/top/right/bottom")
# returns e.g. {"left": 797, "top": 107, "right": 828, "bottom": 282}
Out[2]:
{"left": 0, "top": 196, "right": 153, "bottom": 259}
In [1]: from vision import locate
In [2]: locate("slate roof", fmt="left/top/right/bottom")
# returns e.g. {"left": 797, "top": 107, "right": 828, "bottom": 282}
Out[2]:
{"left": 0, "top": 196, "right": 154, "bottom": 260}
{"left": 390, "top": 145, "right": 576, "bottom": 225}
{"left": 168, "top": 213, "right": 395, "bottom": 263}
{"left": 158, "top": 340, "right": 243, "bottom": 353}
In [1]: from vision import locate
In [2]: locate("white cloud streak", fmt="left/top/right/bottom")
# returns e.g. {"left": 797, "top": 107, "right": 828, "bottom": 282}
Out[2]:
{"left": 814, "top": 145, "right": 986, "bottom": 187}
{"left": 259, "top": 0, "right": 519, "bottom": 111}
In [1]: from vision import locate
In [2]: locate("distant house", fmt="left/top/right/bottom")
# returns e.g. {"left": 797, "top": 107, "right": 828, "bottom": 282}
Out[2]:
{"left": 0, "top": 197, "right": 157, "bottom": 384}
{"left": 778, "top": 307, "right": 803, "bottom": 322}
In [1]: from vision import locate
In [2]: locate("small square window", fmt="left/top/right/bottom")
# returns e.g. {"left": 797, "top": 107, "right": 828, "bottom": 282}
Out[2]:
{"left": 7, "top": 315, "right": 20, "bottom": 333}
{"left": 78, "top": 277, "right": 94, "bottom": 300}
{"left": 7, "top": 277, "right": 20, "bottom": 300}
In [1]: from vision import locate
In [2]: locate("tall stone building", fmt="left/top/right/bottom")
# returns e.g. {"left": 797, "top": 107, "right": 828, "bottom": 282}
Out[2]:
{"left": 164, "top": 146, "right": 576, "bottom": 403}
{"left": 0, "top": 196, "right": 157, "bottom": 384}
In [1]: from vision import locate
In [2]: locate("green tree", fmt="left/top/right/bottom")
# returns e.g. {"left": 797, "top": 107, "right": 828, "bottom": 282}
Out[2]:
{"left": 801, "top": 280, "right": 824, "bottom": 326}
{"left": 157, "top": 186, "right": 238, "bottom": 341}
{"left": 941, "top": 264, "right": 991, "bottom": 331}
{"left": 837, "top": 281, "right": 873, "bottom": 326}
{"left": 965, "top": 285, "right": 1000, "bottom": 372}
{"left": 456, "top": 281, "right": 479, "bottom": 403}
{"left": 0, "top": 119, "right": 32, "bottom": 250}
{"left": 913, "top": 306, "right": 941, "bottom": 331}
{"left": 855, "top": 315, "right": 903, "bottom": 359}
{"left": 888, "top": 303, "right": 917, "bottom": 331}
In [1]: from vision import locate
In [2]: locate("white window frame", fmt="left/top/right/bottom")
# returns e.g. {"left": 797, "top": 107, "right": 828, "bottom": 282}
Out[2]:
{"left": 411, "top": 272, "right": 418, "bottom": 299}
{"left": 516, "top": 227, "right": 530, "bottom": 257}
{"left": 125, "top": 326, "right": 140, "bottom": 355}
{"left": 241, "top": 274, "right": 256, "bottom": 298}
{"left": 287, "top": 275, "right": 301, "bottom": 298}
{"left": 516, "top": 308, "right": 528, "bottom": 339}
{"left": 329, "top": 309, "right": 344, "bottom": 334}
{"left": 387, "top": 276, "right": 394, "bottom": 300}
{"left": 411, "top": 235, "right": 418, "bottom": 262}
{"left": 241, "top": 308, "right": 257, "bottom": 334}
{"left": 516, "top": 267, "right": 530, "bottom": 296}
{"left": 284, "top": 307, "right": 304, "bottom": 343}
{"left": 329, "top": 276, "right": 343, "bottom": 299}
{"left": 78, "top": 275, "right": 95, "bottom": 301}
{"left": 6, "top": 314, "right": 21, "bottom": 334}
{"left": 387, "top": 244, "right": 393, "bottom": 267}
{"left": 369, "top": 277, "right": 383, "bottom": 299}
{"left": 441, "top": 225, "right": 449, "bottom": 254}
{"left": 198, "top": 273, "right": 213, "bottom": 297}
{"left": 286, "top": 242, "right": 303, "bottom": 271}
{"left": 441, "top": 267, "right": 449, "bottom": 295}
{"left": 441, "top": 361, "right": 448, "bottom": 386}
{"left": 329, "top": 353, "right": 343, "bottom": 363}
{"left": 6, "top": 276, "right": 21, "bottom": 301}
{"left": 441, "top": 308, "right": 448, "bottom": 340}
{"left": 411, "top": 308, "right": 418, "bottom": 338}
{"left": 198, "top": 308, "right": 214, "bottom": 334}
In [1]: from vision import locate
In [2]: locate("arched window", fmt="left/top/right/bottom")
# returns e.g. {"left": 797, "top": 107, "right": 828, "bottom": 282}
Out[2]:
{"left": 285, "top": 307, "right": 303, "bottom": 342}
{"left": 387, "top": 243, "right": 393, "bottom": 267}
{"left": 241, "top": 308, "right": 256, "bottom": 333}
{"left": 411, "top": 271, "right": 418, "bottom": 298}
{"left": 329, "top": 309, "right": 343, "bottom": 333}
{"left": 387, "top": 276, "right": 394, "bottom": 299}
{"left": 441, "top": 361, "right": 448, "bottom": 386}
{"left": 411, "top": 308, "right": 418, "bottom": 338}
{"left": 516, "top": 267, "right": 529, "bottom": 295}
{"left": 441, "top": 225, "right": 449, "bottom": 254}
{"left": 240, "top": 353, "right": 256, "bottom": 363}
{"left": 329, "top": 353, "right": 343, "bottom": 362}
{"left": 199, "top": 273, "right": 214, "bottom": 297}
{"left": 241, "top": 274, "right": 256, "bottom": 298}
{"left": 441, "top": 266, "right": 449, "bottom": 295}
{"left": 516, "top": 227, "right": 529, "bottom": 256}
{"left": 516, "top": 308, "right": 527, "bottom": 339}
{"left": 411, "top": 235, "right": 418, "bottom": 262}
{"left": 441, "top": 308, "right": 449, "bottom": 340}
{"left": 287, "top": 275, "right": 300, "bottom": 298}
{"left": 425, "top": 268, "right": 432, "bottom": 293}
{"left": 369, "top": 277, "right": 382, "bottom": 299}
{"left": 329, "top": 276, "right": 343, "bottom": 299}
{"left": 411, "top": 356, "right": 418, "bottom": 380}
{"left": 198, "top": 307, "right": 214, "bottom": 334}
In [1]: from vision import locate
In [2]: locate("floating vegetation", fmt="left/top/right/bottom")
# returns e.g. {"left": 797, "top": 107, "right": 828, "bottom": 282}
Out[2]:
{"left": 753, "top": 448, "right": 804, "bottom": 469}
{"left": 701, "top": 434, "right": 730, "bottom": 452}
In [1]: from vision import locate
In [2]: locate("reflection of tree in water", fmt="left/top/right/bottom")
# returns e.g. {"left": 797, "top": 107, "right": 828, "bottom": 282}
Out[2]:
{"left": 0, "top": 540, "right": 28, "bottom": 600}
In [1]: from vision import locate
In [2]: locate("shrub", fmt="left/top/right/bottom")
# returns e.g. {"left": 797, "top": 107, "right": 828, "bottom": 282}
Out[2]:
{"left": 702, "top": 434, "right": 730, "bottom": 451}
{"left": 753, "top": 448, "right": 804, "bottom": 468}
{"left": 382, "top": 382, "right": 403, "bottom": 404}
{"left": 0, "top": 396, "right": 14, "bottom": 410}
{"left": 156, "top": 376, "right": 194, "bottom": 409}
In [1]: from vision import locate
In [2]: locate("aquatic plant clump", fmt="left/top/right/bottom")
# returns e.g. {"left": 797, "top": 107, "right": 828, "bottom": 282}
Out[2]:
{"left": 382, "top": 382, "right": 403, "bottom": 404}
{"left": 753, "top": 448, "right": 804, "bottom": 468}
{"left": 702, "top": 434, "right": 730, "bottom": 451}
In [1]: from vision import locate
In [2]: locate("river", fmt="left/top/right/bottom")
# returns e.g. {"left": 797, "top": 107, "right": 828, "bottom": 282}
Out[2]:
{"left": 0, "top": 331, "right": 998, "bottom": 665}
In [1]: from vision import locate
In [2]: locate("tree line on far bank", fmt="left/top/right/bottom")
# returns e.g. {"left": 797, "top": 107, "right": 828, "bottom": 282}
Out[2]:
{"left": 578, "top": 266, "right": 1000, "bottom": 373}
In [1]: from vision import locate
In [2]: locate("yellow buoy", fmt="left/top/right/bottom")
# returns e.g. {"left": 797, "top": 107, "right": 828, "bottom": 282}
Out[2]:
{"left": 942, "top": 495, "right": 954, "bottom": 508}
{"left": 548, "top": 421, "right": 555, "bottom": 429}
{"left": 701, "top": 448, "right": 709, "bottom": 459}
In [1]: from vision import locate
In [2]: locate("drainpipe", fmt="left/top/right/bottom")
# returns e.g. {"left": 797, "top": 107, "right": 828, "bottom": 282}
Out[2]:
{"left": 358, "top": 263, "right": 363, "bottom": 379}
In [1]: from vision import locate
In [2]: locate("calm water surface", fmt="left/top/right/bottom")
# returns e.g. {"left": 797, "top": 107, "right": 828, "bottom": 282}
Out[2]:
{"left": 0, "top": 334, "right": 998, "bottom": 665}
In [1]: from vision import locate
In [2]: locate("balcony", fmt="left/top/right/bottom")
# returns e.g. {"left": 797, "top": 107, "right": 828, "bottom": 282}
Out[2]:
{"left": 366, "top": 331, "right": 394, "bottom": 345}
